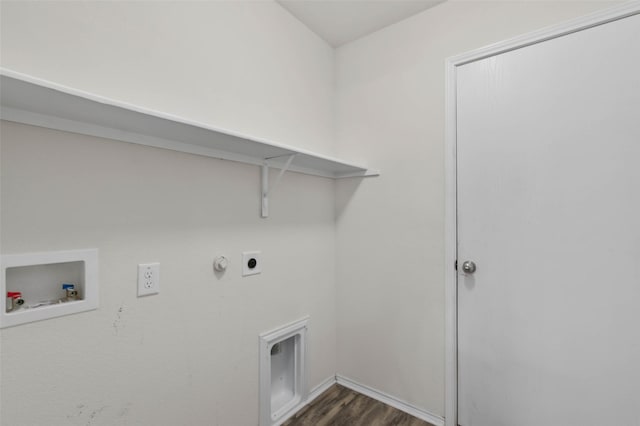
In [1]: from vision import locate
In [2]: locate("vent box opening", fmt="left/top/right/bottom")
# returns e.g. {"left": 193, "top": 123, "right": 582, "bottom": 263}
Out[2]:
{"left": 270, "top": 335, "right": 297, "bottom": 415}
{"left": 259, "top": 317, "right": 308, "bottom": 426}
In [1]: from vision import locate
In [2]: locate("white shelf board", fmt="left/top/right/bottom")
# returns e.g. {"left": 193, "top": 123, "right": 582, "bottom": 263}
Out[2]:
{"left": 0, "top": 69, "right": 379, "bottom": 179}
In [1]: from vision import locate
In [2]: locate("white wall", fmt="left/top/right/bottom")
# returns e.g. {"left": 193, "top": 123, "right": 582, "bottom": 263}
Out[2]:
{"left": 0, "top": 2, "right": 336, "bottom": 425}
{"left": 0, "top": 0, "right": 334, "bottom": 154}
{"left": 1, "top": 1, "right": 625, "bottom": 424}
{"left": 334, "top": 1, "right": 617, "bottom": 418}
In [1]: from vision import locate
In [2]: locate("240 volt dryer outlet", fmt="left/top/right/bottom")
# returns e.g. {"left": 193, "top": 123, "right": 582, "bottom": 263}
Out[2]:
{"left": 138, "top": 263, "right": 160, "bottom": 296}
{"left": 242, "top": 251, "right": 261, "bottom": 276}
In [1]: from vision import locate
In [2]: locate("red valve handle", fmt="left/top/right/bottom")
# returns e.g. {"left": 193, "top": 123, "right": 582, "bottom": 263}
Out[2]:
{"left": 7, "top": 292, "right": 22, "bottom": 298}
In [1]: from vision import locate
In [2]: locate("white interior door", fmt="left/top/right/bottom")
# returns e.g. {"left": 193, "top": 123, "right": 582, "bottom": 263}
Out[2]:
{"left": 457, "top": 13, "right": 640, "bottom": 426}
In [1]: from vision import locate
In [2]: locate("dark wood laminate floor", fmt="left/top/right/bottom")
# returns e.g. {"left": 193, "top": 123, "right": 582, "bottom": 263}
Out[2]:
{"left": 283, "top": 384, "right": 436, "bottom": 426}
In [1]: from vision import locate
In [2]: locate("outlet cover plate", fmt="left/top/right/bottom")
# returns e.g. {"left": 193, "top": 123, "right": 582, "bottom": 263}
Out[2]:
{"left": 242, "top": 251, "right": 261, "bottom": 276}
{"left": 138, "top": 263, "right": 160, "bottom": 296}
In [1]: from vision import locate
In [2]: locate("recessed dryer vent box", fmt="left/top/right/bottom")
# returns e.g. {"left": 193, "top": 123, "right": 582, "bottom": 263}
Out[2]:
{"left": 259, "top": 317, "right": 308, "bottom": 426}
{"left": 1, "top": 249, "right": 98, "bottom": 328}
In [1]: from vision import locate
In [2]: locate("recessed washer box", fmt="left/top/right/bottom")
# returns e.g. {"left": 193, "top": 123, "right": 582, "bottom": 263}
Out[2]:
{"left": 1, "top": 249, "right": 99, "bottom": 328}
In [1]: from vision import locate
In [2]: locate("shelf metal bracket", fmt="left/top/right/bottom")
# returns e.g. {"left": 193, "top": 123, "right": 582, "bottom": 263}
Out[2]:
{"left": 261, "top": 154, "right": 297, "bottom": 218}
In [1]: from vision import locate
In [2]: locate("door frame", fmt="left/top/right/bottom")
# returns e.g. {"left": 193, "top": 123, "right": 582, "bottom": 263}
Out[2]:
{"left": 443, "top": 3, "right": 640, "bottom": 425}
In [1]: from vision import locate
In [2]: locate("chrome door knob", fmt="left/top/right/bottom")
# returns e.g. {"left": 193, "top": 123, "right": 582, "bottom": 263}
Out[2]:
{"left": 462, "top": 261, "right": 477, "bottom": 274}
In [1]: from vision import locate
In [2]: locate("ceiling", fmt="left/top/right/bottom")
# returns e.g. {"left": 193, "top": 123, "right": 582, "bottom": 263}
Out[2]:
{"left": 277, "top": 0, "right": 444, "bottom": 47}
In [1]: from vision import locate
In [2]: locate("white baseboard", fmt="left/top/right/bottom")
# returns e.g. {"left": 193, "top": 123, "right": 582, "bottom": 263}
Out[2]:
{"left": 307, "top": 375, "right": 338, "bottom": 401}
{"left": 273, "top": 375, "right": 337, "bottom": 426}
{"left": 336, "top": 375, "right": 445, "bottom": 426}
{"left": 274, "top": 374, "right": 445, "bottom": 426}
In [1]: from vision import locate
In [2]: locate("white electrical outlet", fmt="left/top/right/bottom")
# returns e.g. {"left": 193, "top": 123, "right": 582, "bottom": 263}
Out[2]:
{"left": 242, "top": 251, "right": 261, "bottom": 276}
{"left": 138, "top": 263, "right": 160, "bottom": 296}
